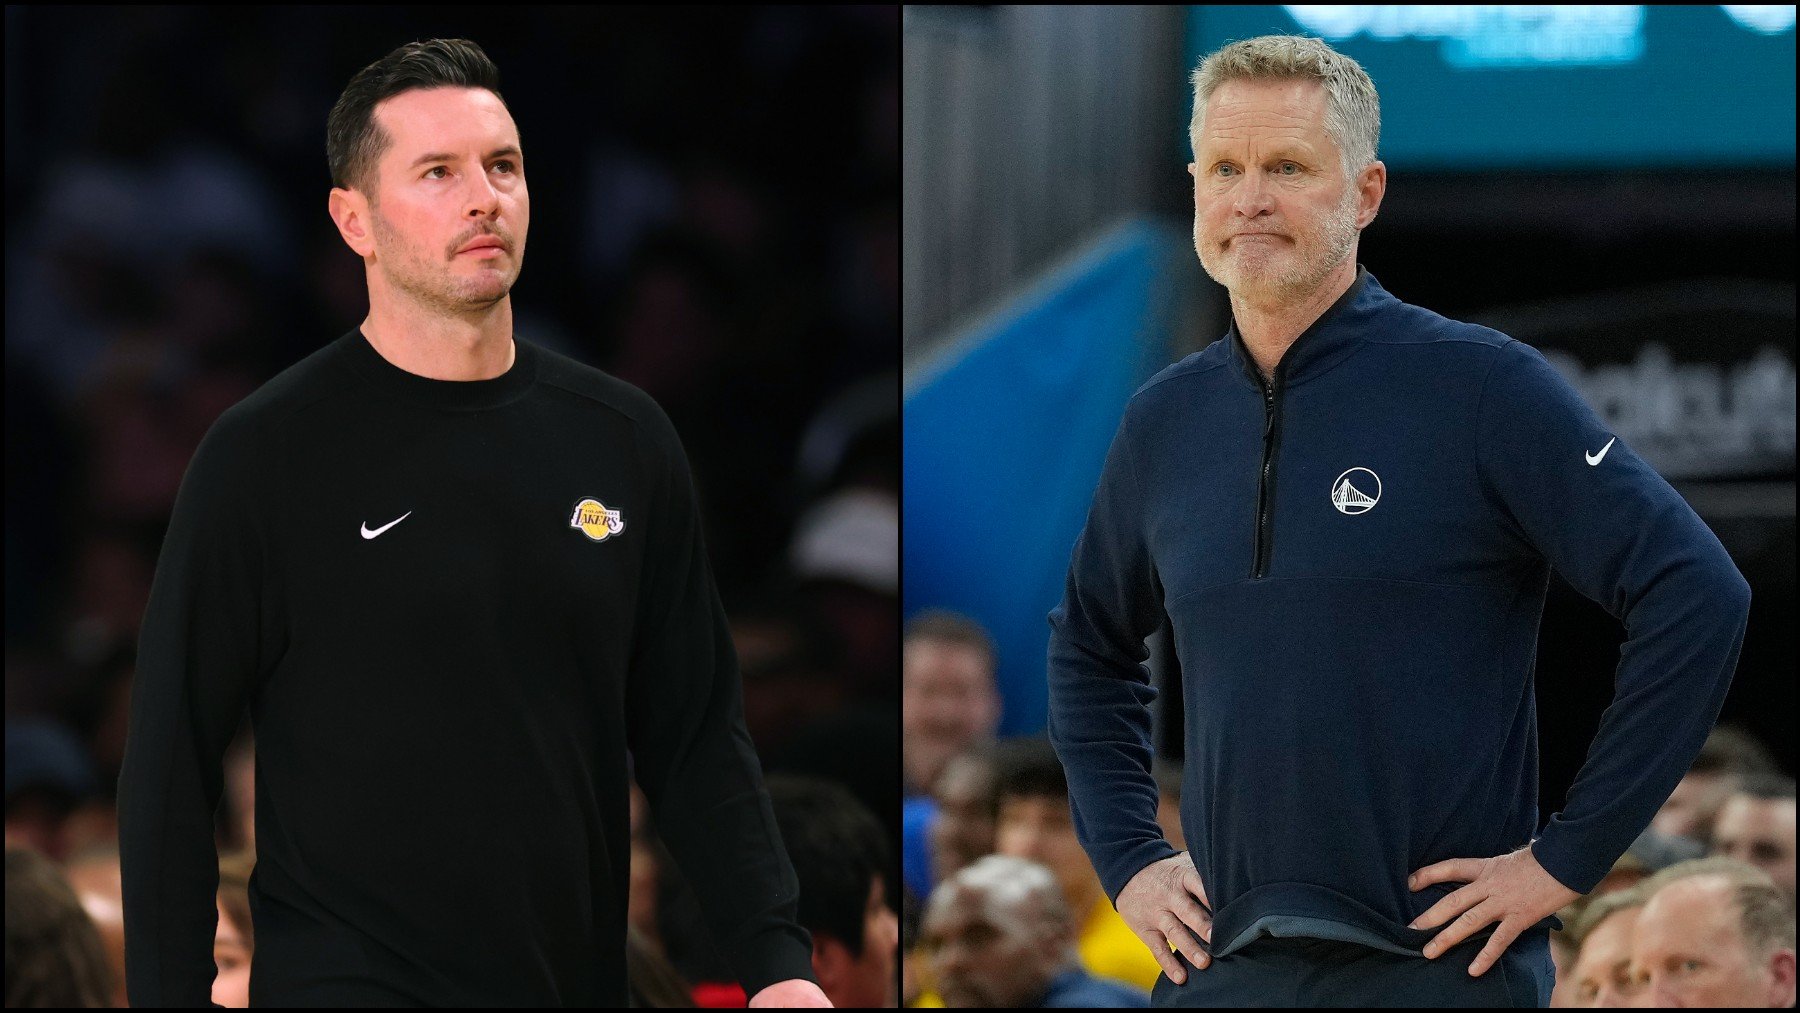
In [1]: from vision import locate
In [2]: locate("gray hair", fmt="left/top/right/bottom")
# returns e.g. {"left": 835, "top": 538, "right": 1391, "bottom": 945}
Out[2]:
{"left": 1569, "top": 883, "right": 1649, "bottom": 949}
{"left": 1188, "top": 35, "right": 1380, "bottom": 183}
{"left": 1639, "top": 856, "right": 1797, "bottom": 959}
{"left": 932, "top": 854, "right": 1071, "bottom": 929}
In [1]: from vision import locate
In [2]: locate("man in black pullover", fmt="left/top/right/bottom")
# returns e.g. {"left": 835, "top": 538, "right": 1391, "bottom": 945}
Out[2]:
{"left": 117, "top": 38, "right": 829, "bottom": 1008}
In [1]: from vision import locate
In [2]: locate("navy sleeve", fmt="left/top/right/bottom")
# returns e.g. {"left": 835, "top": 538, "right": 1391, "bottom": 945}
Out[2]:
{"left": 1046, "top": 407, "right": 1180, "bottom": 903}
{"left": 1474, "top": 340, "right": 1751, "bottom": 895}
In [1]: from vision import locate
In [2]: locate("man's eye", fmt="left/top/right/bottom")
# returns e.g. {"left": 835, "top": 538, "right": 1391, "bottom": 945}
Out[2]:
{"left": 424, "top": 162, "right": 515, "bottom": 180}
{"left": 1684, "top": 959, "right": 1701, "bottom": 972}
{"left": 1215, "top": 164, "right": 1234, "bottom": 177}
{"left": 1280, "top": 162, "right": 1300, "bottom": 174}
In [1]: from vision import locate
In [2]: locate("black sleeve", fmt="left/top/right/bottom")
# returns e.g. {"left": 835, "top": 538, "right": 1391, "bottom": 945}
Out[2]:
{"left": 117, "top": 406, "right": 272, "bottom": 1007}
{"left": 623, "top": 406, "right": 817, "bottom": 997}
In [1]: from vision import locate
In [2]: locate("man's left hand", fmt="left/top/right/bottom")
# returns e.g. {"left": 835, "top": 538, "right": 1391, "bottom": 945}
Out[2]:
{"left": 747, "top": 979, "right": 832, "bottom": 1008}
{"left": 1406, "top": 845, "right": 1579, "bottom": 977}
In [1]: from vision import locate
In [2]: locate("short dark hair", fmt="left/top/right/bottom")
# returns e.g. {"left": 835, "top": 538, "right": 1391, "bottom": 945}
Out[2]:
{"left": 993, "top": 736, "right": 1068, "bottom": 805}
{"left": 767, "top": 775, "right": 889, "bottom": 956}
{"left": 903, "top": 610, "right": 997, "bottom": 673}
{"left": 326, "top": 38, "right": 509, "bottom": 200}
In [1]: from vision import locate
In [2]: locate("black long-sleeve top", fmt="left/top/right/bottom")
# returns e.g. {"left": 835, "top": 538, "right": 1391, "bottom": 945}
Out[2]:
{"left": 118, "top": 328, "right": 815, "bottom": 1006}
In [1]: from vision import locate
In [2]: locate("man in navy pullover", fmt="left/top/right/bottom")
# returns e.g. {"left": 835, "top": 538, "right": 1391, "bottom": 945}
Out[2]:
{"left": 1047, "top": 36, "right": 1751, "bottom": 1008}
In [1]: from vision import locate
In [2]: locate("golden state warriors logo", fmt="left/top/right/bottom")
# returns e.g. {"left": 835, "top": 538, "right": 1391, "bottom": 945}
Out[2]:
{"left": 569, "top": 497, "right": 625, "bottom": 542}
{"left": 1331, "top": 468, "right": 1381, "bottom": 515}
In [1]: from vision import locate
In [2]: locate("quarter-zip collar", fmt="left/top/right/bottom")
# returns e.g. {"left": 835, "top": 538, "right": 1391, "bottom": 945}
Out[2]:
{"left": 1226, "top": 264, "right": 1388, "bottom": 393}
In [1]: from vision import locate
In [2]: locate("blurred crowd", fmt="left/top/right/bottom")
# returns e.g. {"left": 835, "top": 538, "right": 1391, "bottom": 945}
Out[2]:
{"left": 5, "top": 7, "right": 898, "bottom": 1008}
{"left": 898, "top": 611, "right": 1796, "bottom": 1008}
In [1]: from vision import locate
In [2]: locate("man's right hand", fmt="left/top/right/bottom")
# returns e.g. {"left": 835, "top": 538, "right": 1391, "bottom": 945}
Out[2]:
{"left": 1116, "top": 852, "right": 1213, "bottom": 984}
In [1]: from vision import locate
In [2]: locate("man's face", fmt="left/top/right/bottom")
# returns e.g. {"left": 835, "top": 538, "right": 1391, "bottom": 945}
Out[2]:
{"left": 1568, "top": 907, "right": 1644, "bottom": 1007}
{"left": 1652, "top": 771, "right": 1736, "bottom": 842}
{"left": 994, "top": 794, "right": 1100, "bottom": 916}
{"left": 902, "top": 640, "right": 998, "bottom": 791}
{"left": 1188, "top": 78, "right": 1373, "bottom": 307}
{"left": 1711, "top": 795, "right": 1797, "bottom": 899}
{"left": 1626, "top": 877, "right": 1793, "bottom": 1008}
{"left": 824, "top": 877, "right": 900, "bottom": 1008}
{"left": 921, "top": 885, "right": 1060, "bottom": 1008}
{"left": 930, "top": 757, "right": 996, "bottom": 881}
{"left": 340, "top": 86, "right": 528, "bottom": 316}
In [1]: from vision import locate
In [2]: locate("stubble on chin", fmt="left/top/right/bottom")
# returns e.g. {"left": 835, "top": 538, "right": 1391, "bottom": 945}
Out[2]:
{"left": 1196, "top": 194, "right": 1360, "bottom": 305}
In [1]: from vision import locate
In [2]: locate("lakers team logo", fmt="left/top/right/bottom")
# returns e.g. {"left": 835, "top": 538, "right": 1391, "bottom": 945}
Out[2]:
{"left": 1331, "top": 468, "right": 1381, "bottom": 515}
{"left": 569, "top": 497, "right": 625, "bottom": 542}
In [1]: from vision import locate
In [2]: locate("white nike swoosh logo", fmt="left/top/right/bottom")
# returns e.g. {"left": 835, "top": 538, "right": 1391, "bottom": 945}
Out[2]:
{"left": 1585, "top": 437, "right": 1616, "bottom": 466}
{"left": 361, "top": 511, "right": 412, "bottom": 539}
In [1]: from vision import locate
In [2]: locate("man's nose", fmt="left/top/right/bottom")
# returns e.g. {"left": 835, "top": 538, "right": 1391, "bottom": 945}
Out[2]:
{"left": 1234, "top": 172, "right": 1276, "bottom": 216}
{"left": 464, "top": 173, "right": 502, "bottom": 216}
{"left": 1008, "top": 828, "right": 1043, "bottom": 858}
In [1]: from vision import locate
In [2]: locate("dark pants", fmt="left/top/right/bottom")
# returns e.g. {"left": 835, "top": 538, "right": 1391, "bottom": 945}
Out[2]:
{"left": 1150, "top": 929, "right": 1555, "bottom": 1008}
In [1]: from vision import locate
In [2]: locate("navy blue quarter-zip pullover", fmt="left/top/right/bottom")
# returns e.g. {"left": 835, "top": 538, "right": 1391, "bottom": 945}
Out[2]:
{"left": 1047, "top": 266, "right": 1751, "bottom": 960}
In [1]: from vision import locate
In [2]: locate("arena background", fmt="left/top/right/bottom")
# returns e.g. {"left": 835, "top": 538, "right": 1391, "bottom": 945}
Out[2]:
{"left": 4, "top": 6, "right": 899, "bottom": 1004}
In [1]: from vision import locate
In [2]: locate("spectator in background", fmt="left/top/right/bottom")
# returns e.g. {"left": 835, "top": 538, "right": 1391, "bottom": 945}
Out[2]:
{"left": 993, "top": 737, "right": 1161, "bottom": 993}
{"left": 902, "top": 611, "right": 1000, "bottom": 798}
{"left": 729, "top": 588, "right": 849, "bottom": 759}
{"left": 906, "top": 747, "right": 998, "bottom": 906}
{"left": 901, "top": 609, "right": 999, "bottom": 910}
{"left": 1652, "top": 724, "right": 1779, "bottom": 846}
{"left": 767, "top": 775, "right": 900, "bottom": 1008}
{"left": 1625, "top": 857, "right": 1796, "bottom": 1008}
{"left": 920, "top": 854, "right": 1149, "bottom": 1008}
{"left": 926, "top": 748, "right": 998, "bottom": 890}
{"left": 62, "top": 842, "right": 129, "bottom": 1009}
{"left": 1547, "top": 825, "right": 1707, "bottom": 1004}
{"left": 5, "top": 717, "right": 100, "bottom": 864}
{"left": 214, "top": 849, "right": 256, "bottom": 1008}
{"left": 1555, "top": 887, "right": 1647, "bottom": 1008}
{"left": 1709, "top": 771, "right": 1797, "bottom": 902}
{"left": 5, "top": 844, "right": 115, "bottom": 1008}
{"left": 791, "top": 477, "right": 900, "bottom": 699}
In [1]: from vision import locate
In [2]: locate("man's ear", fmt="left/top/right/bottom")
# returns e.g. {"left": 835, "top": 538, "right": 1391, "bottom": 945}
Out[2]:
{"left": 1356, "top": 160, "right": 1387, "bottom": 230}
{"left": 328, "top": 186, "right": 375, "bottom": 259}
